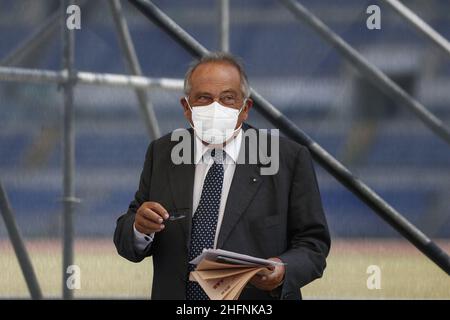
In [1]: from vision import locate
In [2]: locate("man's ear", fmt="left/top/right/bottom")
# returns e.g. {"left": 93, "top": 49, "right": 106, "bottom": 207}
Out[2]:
{"left": 244, "top": 98, "right": 253, "bottom": 112}
{"left": 180, "top": 97, "right": 192, "bottom": 123}
{"left": 180, "top": 97, "right": 189, "bottom": 112}
{"left": 238, "top": 98, "right": 252, "bottom": 125}
{"left": 242, "top": 98, "right": 253, "bottom": 118}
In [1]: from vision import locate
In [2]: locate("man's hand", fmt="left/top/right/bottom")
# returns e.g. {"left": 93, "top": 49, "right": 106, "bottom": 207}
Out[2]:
{"left": 250, "top": 257, "right": 285, "bottom": 291}
{"left": 135, "top": 201, "right": 169, "bottom": 235}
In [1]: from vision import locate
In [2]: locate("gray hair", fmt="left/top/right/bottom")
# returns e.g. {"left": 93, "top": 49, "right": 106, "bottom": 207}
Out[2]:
{"left": 183, "top": 52, "right": 251, "bottom": 99}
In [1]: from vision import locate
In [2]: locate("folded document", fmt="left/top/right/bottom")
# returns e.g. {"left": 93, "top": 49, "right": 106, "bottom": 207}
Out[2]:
{"left": 189, "top": 249, "right": 284, "bottom": 300}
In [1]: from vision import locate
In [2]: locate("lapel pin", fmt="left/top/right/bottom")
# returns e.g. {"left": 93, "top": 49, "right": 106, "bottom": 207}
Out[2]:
{"left": 251, "top": 177, "right": 258, "bottom": 183}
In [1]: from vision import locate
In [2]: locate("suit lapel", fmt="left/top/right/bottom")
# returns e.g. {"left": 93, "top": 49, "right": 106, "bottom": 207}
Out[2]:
{"left": 216, "top": 125, "right": 269, "bottom": 249}
{"left": 217, "top": 161, "right": 263, "bottom": 249}
{"left": 168, "top": 129, "right": 195, "bottom": 250}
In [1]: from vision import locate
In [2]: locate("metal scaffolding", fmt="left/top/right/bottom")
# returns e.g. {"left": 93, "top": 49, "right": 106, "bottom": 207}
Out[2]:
{"left": 0, "top": 181, "right": 42, "bottom": 299}
{"left": 61, "top": 0, "right": 77, "bottom": 300}
{"left": 279, "top": 0, "right": 450, "bottom": 145}
{"left": 0, "top": 0, "right": 181, "bottom": 300}
{"left": 0, "top": 0, "right": 449, "bottom": 300}
{"left": 218, "top": 0, "right": 230, "bottom": 52}
{"left": 382, "top": 0, "right": 450, "bottom": 57}
{"left": 109, "top": 0, "right": 161, "bottom": 139}
{"left": 0, "top": 66, "right": 183, "bottom": 89}
{"left": 128, "top": 0, "right": 450, "bottom": 275}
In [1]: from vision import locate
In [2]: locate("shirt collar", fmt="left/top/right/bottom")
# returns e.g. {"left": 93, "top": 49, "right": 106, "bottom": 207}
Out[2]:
{"left": 194, "top": 129, "right": 243, "bottom": 165}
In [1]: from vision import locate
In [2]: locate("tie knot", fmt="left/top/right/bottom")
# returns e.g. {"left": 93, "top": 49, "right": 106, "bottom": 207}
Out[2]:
{"left": 211, "top": 149, "right": 225, "bottom": 164}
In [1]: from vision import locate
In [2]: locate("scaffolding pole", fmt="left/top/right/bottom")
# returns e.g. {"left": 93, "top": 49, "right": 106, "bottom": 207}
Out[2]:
{"left": 279, "top": 0, "right": 450, "bottom": 146}
{"left": 218, "top": 0, "right": 230, "bottom": 52}
{"left": 0, "top": 10, "right": 61, "bottom": 66}
{"left": 382, "top": 0, "right": 450, "bottom": 57}
{"left": 109, "top": 0, "right": 160, "bottom": 139}
{"left": 0, "top": 0, "right": 92, "bottom": 67}
{"left": 0, "top": 66, "right": 184, "bottom": 90}
{"left": 0, "top": 181, "right": 43, "bottom": 300}
{"left": 62, "top": 0, "right": 77, "bottom": 300}
{"left": 127, "top": 0, "right": 450, "bottom": 275}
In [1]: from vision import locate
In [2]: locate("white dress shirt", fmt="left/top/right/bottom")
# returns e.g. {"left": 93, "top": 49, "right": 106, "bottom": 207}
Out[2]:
{"left": 133, "top": 130, "right": 243, "bottom": 253}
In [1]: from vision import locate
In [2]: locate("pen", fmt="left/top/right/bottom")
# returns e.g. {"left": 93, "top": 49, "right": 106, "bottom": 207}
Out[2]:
{"left": 168, "top": 213, "right": 186, "bottom": 221}
{"left": 167, "top": 208, "right": 189, "bottom": 221}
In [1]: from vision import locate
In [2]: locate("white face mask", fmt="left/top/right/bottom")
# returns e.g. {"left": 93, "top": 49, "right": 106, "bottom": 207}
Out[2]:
{"left": 186, "top": 97, "right": 245, "bottom": 145}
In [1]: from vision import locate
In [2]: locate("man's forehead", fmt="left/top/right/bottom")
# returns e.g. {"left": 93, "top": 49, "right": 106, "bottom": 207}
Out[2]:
{"left": 190, "top": 61, "right": 241, "bottom": 84}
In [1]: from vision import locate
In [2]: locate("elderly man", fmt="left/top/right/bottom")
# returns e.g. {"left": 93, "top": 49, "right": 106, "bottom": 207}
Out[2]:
{"left": 114, "top": 52, "right": 330, "bottom": 300}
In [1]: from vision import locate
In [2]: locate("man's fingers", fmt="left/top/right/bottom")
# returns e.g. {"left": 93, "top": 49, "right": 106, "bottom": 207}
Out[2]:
{"left": 136, "top": 218, "right": 165, "bottom": 233}
{"left": 251, "top": 271, "right": 273, "bottom": 284}
{"left": 255, "top": 274, "right": 271, "bottom": 282}
{"left": 135, "top": 202, "right": 170, "bottom": 234}
{"left": 141, "top": 208, "right": 165, "bottom": 224}
{"left": 263, "top": 270, "right": 278, "bottom": 281}
{"left": 148, "top": 202, "right": 169, "bottom": 219}
{"left": 257, "top": 268, "right": 273, "bottom": 277}
{"left": 250, "top": 277, "right": 273, "bottom": 291}
{"left": 267, "top": 266, "right": 284, "bottom": 282}
{"left": 249, "top": 265, "right": 284, "bottom": 291}
{"left": 250, "top": 277, "right": 264, "bottom": 287}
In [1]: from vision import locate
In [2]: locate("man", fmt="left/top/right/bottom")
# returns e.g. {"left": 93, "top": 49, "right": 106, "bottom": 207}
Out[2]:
{"left": 114, "top": 52, "right": 330, "bottom": 300}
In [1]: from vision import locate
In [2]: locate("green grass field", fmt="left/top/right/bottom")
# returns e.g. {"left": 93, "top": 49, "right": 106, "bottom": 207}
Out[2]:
{"left": 1, "top": 238, "right": 449, "bottom": 299}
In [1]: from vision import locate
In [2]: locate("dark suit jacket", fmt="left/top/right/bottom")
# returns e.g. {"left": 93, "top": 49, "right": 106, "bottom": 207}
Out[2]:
{"left": 114, "top": 124, "right": 330, "bottom": 300}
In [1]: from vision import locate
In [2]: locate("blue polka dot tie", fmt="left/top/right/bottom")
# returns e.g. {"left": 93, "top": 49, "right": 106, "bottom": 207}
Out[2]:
{"left": 186, "top": 149, "right": 225, "bottom": 300}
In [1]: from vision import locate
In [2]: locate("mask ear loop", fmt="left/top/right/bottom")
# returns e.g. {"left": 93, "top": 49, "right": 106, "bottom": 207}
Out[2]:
{"left": 238, "top": 98, "right": 247, "bottom": 115}
{"left": 185, "top": 96, "right": 193, "bottom": 112}
{"left": 185, "top": 96, "right": 197, "bottom": 133}
{"left": 233, "top": 98, "right": 247, "bottom": 131}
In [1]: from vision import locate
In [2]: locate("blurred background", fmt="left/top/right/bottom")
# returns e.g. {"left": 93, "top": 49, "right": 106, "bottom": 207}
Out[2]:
{"left": 0, "top": 0, "right": 449, "bottom": 298}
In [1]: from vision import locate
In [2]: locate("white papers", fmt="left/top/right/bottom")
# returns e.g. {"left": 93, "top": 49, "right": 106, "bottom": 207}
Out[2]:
{"left": 188, "top": 249, "right": 284, "bottom": 300}
{"left": 190, "top": 248, "right": 284, "bottom": 267}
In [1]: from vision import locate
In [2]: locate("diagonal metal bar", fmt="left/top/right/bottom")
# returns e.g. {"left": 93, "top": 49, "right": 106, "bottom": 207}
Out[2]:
{"left": 382, "top": 0, "right": 450, "bottom": 57}
{"left": 0, "top": 181, "right": 43, "bottom": 299}
{"left": 109, "top": 0, "right": 160, "bottom": 139}
{"left": 0, "top": 0, "right": 91, "bottom": 67}
{"left": 279, "top": 0, "right": 450, "bottom": 146}
{"left": 127, "top": 0, "right": 450, "bottom": 275}
{"left": 0, "top": 10, "right": 61, "bottom": 67}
